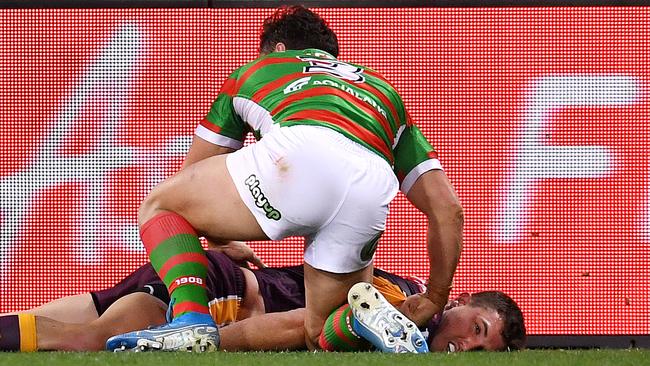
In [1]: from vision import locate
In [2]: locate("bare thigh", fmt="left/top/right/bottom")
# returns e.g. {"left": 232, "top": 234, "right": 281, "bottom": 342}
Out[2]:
{"left": 303, "top": 263, "right": 373, "bottom": 349}
{"left": 2, "top": 294, "right": 97, "bottom": 324}
{"left": 139, "top": 154, "right": 268, "bottom": 242}
{"left": 93, "top": 292, "right": 167, "bottom": 336}
{"left": 36, "top": 293, "right": 167, "bottom": 351}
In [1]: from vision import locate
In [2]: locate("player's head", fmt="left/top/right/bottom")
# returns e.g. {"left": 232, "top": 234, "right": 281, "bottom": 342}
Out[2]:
{"left": 429, "top": 291, "right": 526, "bottom": 352}
{"left": 259, "top": 5, "right": 339, "bottom": 57}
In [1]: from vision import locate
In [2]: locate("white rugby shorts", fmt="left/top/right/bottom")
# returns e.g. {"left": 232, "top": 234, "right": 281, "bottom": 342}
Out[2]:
{"left": 226, "top": 125, "right": 398, "bottom": 273}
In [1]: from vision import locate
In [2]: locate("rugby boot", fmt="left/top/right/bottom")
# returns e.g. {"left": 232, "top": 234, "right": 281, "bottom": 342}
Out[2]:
{"left": 106, "top": 312, "right": 219, "bottom": 352}
{"left": 348, "top": 282, "right": 429, "bottom": 353}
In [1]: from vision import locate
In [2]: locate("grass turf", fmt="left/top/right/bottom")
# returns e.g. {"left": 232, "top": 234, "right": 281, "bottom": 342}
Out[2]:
{"left": 1, "top": 350, "right": 650, "bottom": 366}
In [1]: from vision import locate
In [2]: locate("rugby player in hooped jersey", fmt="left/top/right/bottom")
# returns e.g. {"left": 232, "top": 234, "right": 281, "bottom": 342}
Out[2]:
{"left": 107, "top": 5, "right": 464, "bottom": 353}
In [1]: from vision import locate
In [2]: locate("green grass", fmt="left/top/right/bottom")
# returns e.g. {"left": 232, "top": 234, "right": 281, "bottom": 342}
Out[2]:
{"left": 2, "top": 350, "right": 650, "bottom": 366}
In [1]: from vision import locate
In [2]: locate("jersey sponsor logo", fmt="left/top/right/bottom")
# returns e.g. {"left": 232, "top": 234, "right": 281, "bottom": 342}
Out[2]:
{"left": 245, "top": 174, "right": 282, "bottom": 221}
{"left": 283, "top": 76, "right": 311, "bottom": 94}
{"left": 311, "top": 79, "right": 388, "bottom": 119}
{"left": 360, "top": 231, "right": 383, "bottom": 261}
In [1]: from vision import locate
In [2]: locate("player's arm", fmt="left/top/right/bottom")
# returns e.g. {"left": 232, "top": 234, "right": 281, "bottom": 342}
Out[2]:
{"left": 219, "top": 309, "right": 307, "bottom": 351}
{"left": 393, "top": 120, "right": 464, "bottom": 324}
{"left": 182, "top": 69, "right": 245, "bottom": 169}
{"left": 207, "top": 240, "right": 267, "bottom": 269}
{"left": 182, "top": 70, "right": 247, "bottom": 252}
{"left": 182, "top": 136, "right": 235, "bottom": 169}
{"left": 406, "top": 170, "right": 463, "bottom": 320}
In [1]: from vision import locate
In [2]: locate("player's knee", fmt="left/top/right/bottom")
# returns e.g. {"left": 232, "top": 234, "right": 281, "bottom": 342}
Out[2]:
{"left": 304, "top": 322, "right": 325, "bottom": 350}
{"left": 64, "top": 326, "right": 107, "bottom": 351}
{"left": 138, "top": 190, "right": 165, "bottom": 226}
{"left": 81, "top": 334, "right": 107, "bottom": 351}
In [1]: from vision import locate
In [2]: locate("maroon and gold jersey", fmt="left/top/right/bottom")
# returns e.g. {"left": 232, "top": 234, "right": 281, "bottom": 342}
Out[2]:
{"left": 92, "top": 251, "right": 427, "bottom": 327}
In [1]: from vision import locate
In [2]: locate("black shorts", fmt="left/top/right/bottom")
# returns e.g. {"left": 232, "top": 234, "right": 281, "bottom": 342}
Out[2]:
{"left": 253, "top": 265, "right": 306, "bottom": 313}
{"left": 252, "top": 266, "right": 422, "bottom": 313}
{"left": 92, "top": 252, "right": 420, "bottom": 318}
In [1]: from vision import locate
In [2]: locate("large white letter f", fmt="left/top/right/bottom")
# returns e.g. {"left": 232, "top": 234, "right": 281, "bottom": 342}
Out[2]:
{"left": 495, "top": 75, "right": 640, "bottom": 243}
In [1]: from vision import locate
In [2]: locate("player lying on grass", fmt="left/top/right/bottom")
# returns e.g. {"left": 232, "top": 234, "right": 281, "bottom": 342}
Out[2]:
{"left": 0, "top": 244, "right": 525, "bottom": 353}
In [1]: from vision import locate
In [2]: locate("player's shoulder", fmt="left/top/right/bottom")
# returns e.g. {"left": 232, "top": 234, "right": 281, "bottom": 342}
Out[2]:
{"left": 374, "top": 268, "right": 427, "bottom": 295}
{"left": 224, "top": 64, "right": 247, "bottom": 80}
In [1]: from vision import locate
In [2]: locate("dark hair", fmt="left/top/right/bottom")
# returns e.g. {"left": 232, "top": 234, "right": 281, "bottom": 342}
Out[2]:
{"left": 259, "top": 5, "right": 339, "bottom": 57}
{"left": 469, "top": 291, "right": 527, "bottom": 351}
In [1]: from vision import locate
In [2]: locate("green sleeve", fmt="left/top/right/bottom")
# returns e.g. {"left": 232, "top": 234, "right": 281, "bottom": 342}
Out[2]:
{"left": 393, "top": 123, "right": 442, "bottom": 194}
{"left": 197, "top": 67, "right": 248, "bottom": 148}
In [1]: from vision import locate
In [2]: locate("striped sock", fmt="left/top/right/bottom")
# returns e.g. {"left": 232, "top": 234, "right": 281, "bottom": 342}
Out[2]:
{"left": 318, "top": 304, "right": 369, "bottom": 352}
{"left": 141, "top": 212, "right": 210, "bottom": 319}
{"left": 0, "top": 314, "right": 37, "bottom": 352}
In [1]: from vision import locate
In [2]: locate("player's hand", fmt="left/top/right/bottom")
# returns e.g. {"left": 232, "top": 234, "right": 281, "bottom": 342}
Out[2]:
{"left": 399, "top": 294, "right": 439, "bottom": 327}
{"left": 208, "top": 240, "right": 267, "bottom": 269}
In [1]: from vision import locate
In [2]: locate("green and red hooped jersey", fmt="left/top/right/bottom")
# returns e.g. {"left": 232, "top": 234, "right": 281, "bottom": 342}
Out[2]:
{"left": 197, "top": 49, "right": 442, "bottom": 194}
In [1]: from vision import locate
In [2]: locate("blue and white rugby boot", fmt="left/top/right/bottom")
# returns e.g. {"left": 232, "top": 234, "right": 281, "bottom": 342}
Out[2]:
{"left": 106, "top": 312, "right": 219, "bottom": 352}
{"left": 348, "top": 282, "right": 429, "bottom": 353}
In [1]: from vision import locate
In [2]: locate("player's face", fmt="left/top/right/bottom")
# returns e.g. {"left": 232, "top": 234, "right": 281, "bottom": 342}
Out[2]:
{"left": 429, "top": 304, "right": 506, "bottom": 352}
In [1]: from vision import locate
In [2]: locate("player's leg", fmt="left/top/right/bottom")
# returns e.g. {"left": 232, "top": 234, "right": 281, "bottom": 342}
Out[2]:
{"left": 301, "top": 189, "right": 382, "bottom": 350}
{"left": 1, "top": 294, "right": 98, "bottom": 324}
{"left": 107, "top": 153, "right": 268, "bottom": 351}
{"left": 299, "top": 133, "right": 412, "bottom": 351}
{"left": 0, "top": 293, "right": 166, "bottom": 351}
{"left": 39, "top": 293, "right": 166, "bottom": 351}
{"left": 303, "top": 263, "right": 373, "bottom": 350}
{"left": 0, "top": 293, "right": 99, "bottom": 352}
{"left": 139, "top": 154, "right": 267, "bottom": 239}
{"left": 138, "top": 153, "right": 267, "bottom": 319}
{"left": 298, "top": 148, "right": 383, "bottom": 350}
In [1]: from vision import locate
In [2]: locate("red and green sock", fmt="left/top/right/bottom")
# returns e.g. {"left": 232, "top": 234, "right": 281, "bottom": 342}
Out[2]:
{"left": 318, "top": 304, "right": 369, "bottom": 352}
{"left": 141, "top": 212, "right": 210, "bottom": 319}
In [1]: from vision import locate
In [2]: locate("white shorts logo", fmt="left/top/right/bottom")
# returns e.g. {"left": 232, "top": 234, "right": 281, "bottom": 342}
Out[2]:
{"left": 245, "top": 174, "right": 282, "bottom": 221}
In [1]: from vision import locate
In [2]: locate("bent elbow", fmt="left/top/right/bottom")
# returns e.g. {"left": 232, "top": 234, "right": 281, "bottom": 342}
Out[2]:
{"left": 431, "top": 199, "right": 464, "bottom": 228}
{"left": 451, "top": 202, "right": 464, "bottom": 229}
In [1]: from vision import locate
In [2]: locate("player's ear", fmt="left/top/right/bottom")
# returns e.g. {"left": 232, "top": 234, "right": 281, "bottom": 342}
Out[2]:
{"left": 444, "top": 292, "right": 470, "bottom": 310}
{"left": 447, "top": 292, "right": 472, "bottom": 308}
{"left": 456, "top": 292, "right": 471, "bottom": 306}
{"left": 274, "top": 42, "right": 286, "bottom": 52}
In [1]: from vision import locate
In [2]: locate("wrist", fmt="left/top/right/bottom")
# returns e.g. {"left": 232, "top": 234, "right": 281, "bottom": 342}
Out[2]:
{"left": 424, "top": 283, "right": 452, "bottom": 308}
